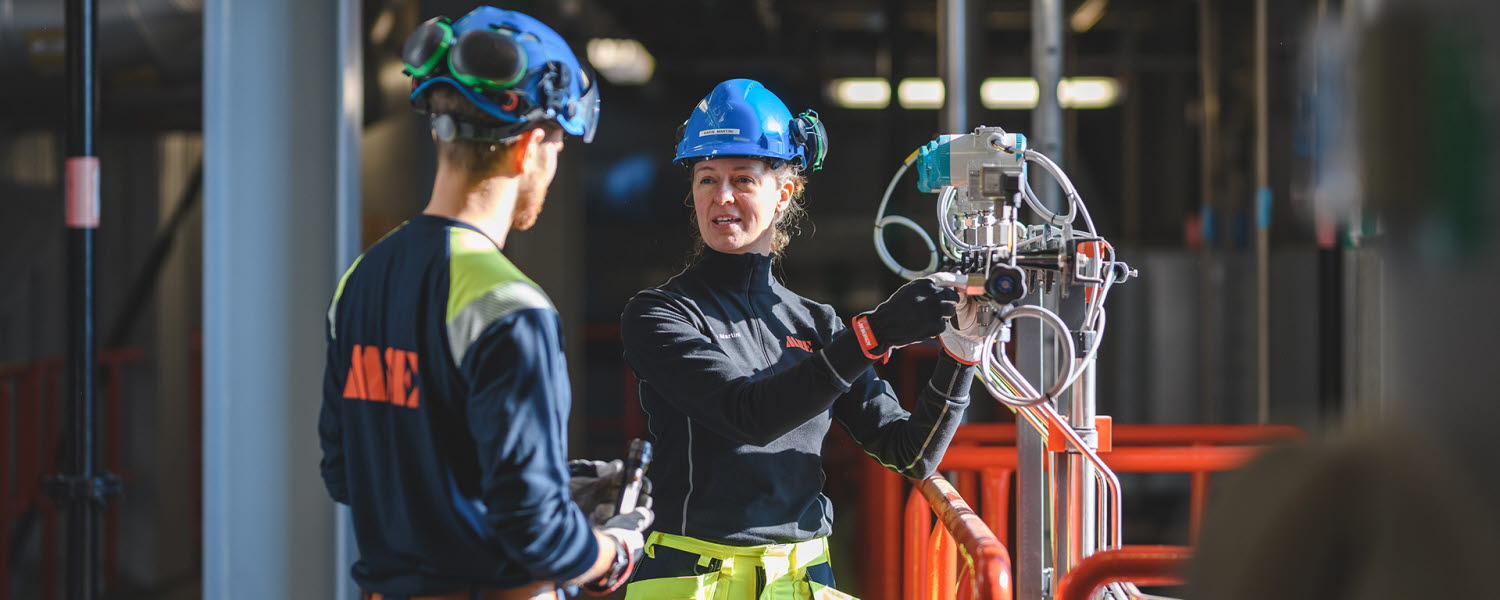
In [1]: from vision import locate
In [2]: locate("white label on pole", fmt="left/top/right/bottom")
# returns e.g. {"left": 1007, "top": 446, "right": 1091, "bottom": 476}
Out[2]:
{"left": 698, "top": 128, "right": 740, "bottom": 137}
{"left": 66, "top": 156, "right": 100, "bottom": 229}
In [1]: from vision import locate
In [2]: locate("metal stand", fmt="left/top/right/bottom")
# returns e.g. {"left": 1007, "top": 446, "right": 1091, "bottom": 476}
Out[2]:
{"left": 46, "top": 1, "right": 121, "bottom": 599}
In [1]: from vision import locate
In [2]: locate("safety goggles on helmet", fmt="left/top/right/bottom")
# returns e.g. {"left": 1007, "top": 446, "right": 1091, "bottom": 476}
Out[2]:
{"left": 403, "top": 8, "right": 599, "bottom": 143}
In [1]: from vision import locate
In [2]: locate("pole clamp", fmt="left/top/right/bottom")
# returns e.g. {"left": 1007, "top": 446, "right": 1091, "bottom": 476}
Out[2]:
{"left": 1072, "top": 330, "right": 1097, "bottom": 357}
{"left": 43, "top": 472, "right": 123, "bottom": 506}
{"left": 1046, "top": 416, "right": 1113, "bottom": 454}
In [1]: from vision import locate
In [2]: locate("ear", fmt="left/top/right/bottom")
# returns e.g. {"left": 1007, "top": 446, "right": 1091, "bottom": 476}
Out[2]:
{"left": 776, "top": 178, "right": 793, "bottom": 213}
{"left": 508, "top": 127, "right": 546, "bottom": 174}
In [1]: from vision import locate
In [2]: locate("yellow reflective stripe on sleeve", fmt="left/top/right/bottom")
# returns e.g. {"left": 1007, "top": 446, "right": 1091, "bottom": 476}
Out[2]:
{"left": 444, "top": 226, "right": 553, "bottom": 366}
{"left": 446, "top": 227, "right": 538, "bottom": 323}
{"left": 327, "top": 253, "right": 365, "bottom": 340}
{"left": 446, "top": 280, "right": 551, "bottom": 365}
{"left": 327, "top": 221, "right": 408, "bottom": 340}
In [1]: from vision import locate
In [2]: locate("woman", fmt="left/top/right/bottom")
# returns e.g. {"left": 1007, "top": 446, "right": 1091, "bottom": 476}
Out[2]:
{"left": 619, "top": 79, "right": 989, "bottom": 599}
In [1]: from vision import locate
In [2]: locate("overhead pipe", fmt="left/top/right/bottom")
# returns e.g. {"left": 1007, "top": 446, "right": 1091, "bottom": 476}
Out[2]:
{"left": 0, "top": 0, "right": 201, "bottom": 78}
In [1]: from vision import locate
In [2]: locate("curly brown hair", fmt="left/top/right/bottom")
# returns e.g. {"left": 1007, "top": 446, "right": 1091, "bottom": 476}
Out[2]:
{"left": 767, "top": 165, "right": 807, "bottom": 256}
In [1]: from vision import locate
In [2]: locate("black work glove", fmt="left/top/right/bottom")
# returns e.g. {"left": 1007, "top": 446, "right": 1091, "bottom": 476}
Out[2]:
{"left": 857, "top": 277, "right": 958, "bottom": 355}
{"left": 582, "top": 507, "right": 654, "bottom": 595}
{"left": 568, "top": 459, "right": 654, "bottom": 527}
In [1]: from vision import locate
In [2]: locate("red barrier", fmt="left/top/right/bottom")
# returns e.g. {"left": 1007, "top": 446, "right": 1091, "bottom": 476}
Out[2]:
{"left": 939, "top": 445, "right": 1262, "bottom": 472}
{"left": 903, "top": 475, "right": 1013, "bottom": 600}
{"left": 0, "top": 361, "right": 20, "bottom": 600}
{"left": 903, "top": 483, "right": 930, "bottom": 600}
{"left": 951, "top": 423, "right": 1306, "bottom": 446}
{"left": 1053, "top": 545, "right": 1191, "bottom": 600}
{"left": 0, "top": 347, "right": 144, "bottom": 599}
{"left": 937, "top": 444, "right": 1262, "bottom": 556}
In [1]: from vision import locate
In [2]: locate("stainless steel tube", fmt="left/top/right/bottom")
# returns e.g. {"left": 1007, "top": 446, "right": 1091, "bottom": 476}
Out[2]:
{"left": 1031, "top": 0, "right": 1065, "bottom": 213}
{"left": 940, "top": 0, "right": 973, "bottom": 134}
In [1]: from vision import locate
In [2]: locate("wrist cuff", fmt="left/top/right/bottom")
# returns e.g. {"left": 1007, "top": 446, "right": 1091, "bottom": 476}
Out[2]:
{"left": 850, "top": 314, "right": 890, "bottom": 361}
{"left": 939, "top": 337, "right": 980, "bottom": 365}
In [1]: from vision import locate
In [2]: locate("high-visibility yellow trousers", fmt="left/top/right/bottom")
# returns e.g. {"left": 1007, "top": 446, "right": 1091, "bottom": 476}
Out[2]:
{"left": 624, "top": 532, "right": 859, "bottom": 600}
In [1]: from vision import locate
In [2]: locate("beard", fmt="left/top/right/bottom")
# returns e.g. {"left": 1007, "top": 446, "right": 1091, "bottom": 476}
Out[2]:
{"left": 510, "top": 180, "right": 547, "bottom": 231}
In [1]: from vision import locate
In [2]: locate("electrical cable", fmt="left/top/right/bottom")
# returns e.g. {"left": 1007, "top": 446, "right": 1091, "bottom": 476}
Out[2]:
{"left": 874, "top": 151, "right": 939, "bottom": 279}
{"left": 1021, "top": 148, "right": 1084, "bottom": 227}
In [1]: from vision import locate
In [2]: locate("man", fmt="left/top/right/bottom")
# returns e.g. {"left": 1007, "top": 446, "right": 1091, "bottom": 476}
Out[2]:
{"left": 319, "top": 7, "right": 649, "bottom": 599}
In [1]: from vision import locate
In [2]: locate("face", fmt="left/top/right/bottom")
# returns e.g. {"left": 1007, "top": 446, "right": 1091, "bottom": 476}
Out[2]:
{"left": 512, "top": 128, "right": 564, "bottom": 231}
{"left": 692, "top": 158, "right": 792, "bottom": 255}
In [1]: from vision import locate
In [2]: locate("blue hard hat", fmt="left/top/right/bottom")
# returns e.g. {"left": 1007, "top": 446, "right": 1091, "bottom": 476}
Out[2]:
{"left": 406, "top": 7, "right": 599, "bottom": 142}
{"left": 675, "top": 79, "right": 827, "bottom": 171}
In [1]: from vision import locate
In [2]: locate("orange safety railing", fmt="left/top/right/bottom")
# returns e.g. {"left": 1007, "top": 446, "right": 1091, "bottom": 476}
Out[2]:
{"left": 868, "top": 423, "right": 1301, "bottom": 596}
{"left": 902, "top": 475, "right": 1012, "bottom": 600}
{"left": 950, "top": 423, "right": 1306, "bottom": 446}
{"left": 1053, "top": 545, "right": 1191, "bottom": 600}
{"left": 938, "top": 444, "right": 1263, "bottom": 543}
{"left": 0, "top": 347, "right": 146, "bottom": 600}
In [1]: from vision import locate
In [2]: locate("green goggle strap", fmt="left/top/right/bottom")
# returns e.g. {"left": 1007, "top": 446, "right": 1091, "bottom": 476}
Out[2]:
{"left": 403, "top": 18, "right": 453, "bottom": 79}
{"left": 798, "top": 110, "right": 827, "bottom": 171}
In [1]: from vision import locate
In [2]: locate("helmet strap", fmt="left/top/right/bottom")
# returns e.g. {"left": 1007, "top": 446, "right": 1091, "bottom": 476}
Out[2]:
{"left": 430, "top": 113, "right": 532, "bottom": 144}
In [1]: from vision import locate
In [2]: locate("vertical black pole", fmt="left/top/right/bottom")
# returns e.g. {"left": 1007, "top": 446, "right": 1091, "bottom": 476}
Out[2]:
{"left": 1317, "top": 245, "right": 1344, "bottom": 421}
{"left": 53, "top": 0, "right": 115, "bottom": 597}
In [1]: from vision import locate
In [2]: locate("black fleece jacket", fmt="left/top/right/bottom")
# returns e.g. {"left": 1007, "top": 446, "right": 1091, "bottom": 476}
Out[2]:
{"left": 620, "top": 249, "right": 972, "bottom": 546}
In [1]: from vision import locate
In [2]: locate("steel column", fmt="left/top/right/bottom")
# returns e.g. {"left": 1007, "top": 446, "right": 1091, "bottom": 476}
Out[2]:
{"left": 203, "top": 0, "right": 349, "bottom": 596}
{"left": 1196, "top": 0, "right": 1220, "bottom": 423}
{"left": 1031, "top": 0, "right": 1065, "bottom": 212}
{"left": 939, "top": 0, "right": 976, "bottom": 134}
{"left": 1254, "top": 0, "right": 1272, "bottom": 424}
{"left": 333, "top": 0, "right": 363, "bottom": 596}
{"left": 1020, "top": 2, "right": 1066, "bottom": 597}
{"left": 1054, "top": 359, "right": 1096, "bottom": 579}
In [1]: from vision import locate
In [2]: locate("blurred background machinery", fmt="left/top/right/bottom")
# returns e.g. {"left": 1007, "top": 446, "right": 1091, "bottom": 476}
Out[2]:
{"left": 2, "top": 0, "right": 1495, "bottom": 598}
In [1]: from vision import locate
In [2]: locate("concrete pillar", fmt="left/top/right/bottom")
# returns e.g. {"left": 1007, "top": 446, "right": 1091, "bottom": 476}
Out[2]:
{"left": 202, "top": 0, "right": 359, "bottom": 596}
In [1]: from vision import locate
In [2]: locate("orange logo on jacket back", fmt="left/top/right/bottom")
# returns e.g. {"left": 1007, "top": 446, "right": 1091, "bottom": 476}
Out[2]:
{"left": 343, "top": 345, "right": 421, "bottom": 408}
{"left": 785, "top": 336, "right": 813, "bottom": 352}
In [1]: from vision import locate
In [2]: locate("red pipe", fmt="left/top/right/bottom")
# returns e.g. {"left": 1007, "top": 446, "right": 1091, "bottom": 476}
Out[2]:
{"left": 979, "top": 468, "right": 1011, "bottom": 543}
{"left": 914, "top": 476, "right": 1013, "bottom": 600}
{"left": 1053, "top": 545, "right": 1191, "bottom": 600}
{"left": 939, "top": 445, "right": 1261, "bottom": 473}
{"left": 1, "top": 379, "right": 11, "bottom": 598}
{"left": 927, "top": 521, "right": 956, "bottom": 599}
{"left": 1190, "top": 468, "right": 1210, "bottom": 541}
{"left": 876, "top": 466, "right": 902, "bottom": 599}
{"left": 42, "top": 360, "right": 61, "bottom": 600}
{"left": 951, "top": 423, "right": 1305, "bottom": 446}
{"left": 904, "top": 486, "right": 929, "bottom": 600}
